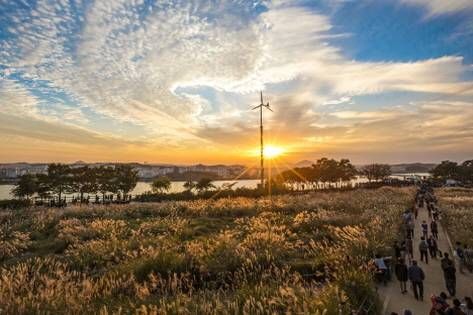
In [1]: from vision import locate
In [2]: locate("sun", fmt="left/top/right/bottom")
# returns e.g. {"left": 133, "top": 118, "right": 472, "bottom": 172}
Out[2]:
{"left": 248, "top": 145, "right": 286, "bottom": 159}
{"left": 263, "top": 145, "right": 285, "bottom": 159}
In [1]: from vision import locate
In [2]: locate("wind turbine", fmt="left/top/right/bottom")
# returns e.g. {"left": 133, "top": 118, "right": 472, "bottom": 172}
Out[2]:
{"left": 252, "top": 91, "right": 273, "bottom": 190}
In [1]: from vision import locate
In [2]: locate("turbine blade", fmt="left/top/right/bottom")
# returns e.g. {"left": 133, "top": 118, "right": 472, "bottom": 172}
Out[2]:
{"left": 252, "top": 105, "right": 262, "bottom": 110}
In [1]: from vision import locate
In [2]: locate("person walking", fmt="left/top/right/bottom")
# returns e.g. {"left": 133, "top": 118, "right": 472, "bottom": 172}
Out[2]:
{"left": 442, "top": 260, "right": 457, "bottom": 297}
{"left": 455, "top": 242, "right": 466, "bottom": 274}
{"left": 395, "top": 257, "right": 409, "bottom": 294}
{"left": 374, "top": 254, "right": 389, "bottom": 285}
{"left": 408, "top": 260, "right": 425, "bottom": 301}
{"left": 394, "top": 241, "right": 402, "bottom": 259}
{"left": 406, "top": 236, "right": 414, "bottom": 263}
{"left": 463, "top": 245, "right": 472, "bottom": 273}
{"left": 428, "top": 235, "right": 439, "bottom": 259}
{"left": 408, "top": 219, "right": 415, "bottom": 239}
{"left": 421, "top": 220, "right": 429, "bottom": 239}
{"left": 442, "top": 253, "right": 453, "bottom": 268}
{"left": 420, "top": 237, "right": 429, "bottom": 264}
{"left": 431, "top": 220, "right": 439, "bottom": 240}
{"left": 427, "top": 202, "right": 434, "bottom": 218}
{"left": 399, "top": 240, "right": 407, "bottom": 262}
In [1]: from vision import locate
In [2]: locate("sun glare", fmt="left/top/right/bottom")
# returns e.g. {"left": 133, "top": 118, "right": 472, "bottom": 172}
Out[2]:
{"left": 263, "top": 145, "right": 285, "bottom": 159}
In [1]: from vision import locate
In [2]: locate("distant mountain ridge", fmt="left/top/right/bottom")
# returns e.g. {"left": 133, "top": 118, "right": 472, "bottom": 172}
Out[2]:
{"left": 389, "top": 163, "right": 436, "bottom": 173}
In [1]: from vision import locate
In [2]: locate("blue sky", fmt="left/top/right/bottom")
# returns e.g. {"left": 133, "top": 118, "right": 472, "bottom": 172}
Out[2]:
{"left": 0, "top": 0, "right": 472, "bottom": 164}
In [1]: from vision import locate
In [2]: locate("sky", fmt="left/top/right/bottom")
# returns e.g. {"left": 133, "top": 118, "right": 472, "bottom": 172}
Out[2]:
{"left": 1, "top": 0, "right": 473, "bottom": 165}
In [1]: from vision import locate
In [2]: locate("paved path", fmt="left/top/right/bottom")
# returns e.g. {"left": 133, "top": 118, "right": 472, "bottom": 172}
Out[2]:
{"left": 378, "top": 205, "right": 473, "bottom": 315}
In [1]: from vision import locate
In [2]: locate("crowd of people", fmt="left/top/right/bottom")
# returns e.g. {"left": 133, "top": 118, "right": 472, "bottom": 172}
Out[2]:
{"left": 374, "top": 184, "right": 473, "bottom": 315}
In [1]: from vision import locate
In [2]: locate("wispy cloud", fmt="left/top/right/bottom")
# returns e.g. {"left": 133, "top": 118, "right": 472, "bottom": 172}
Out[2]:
{"left": 399, "top": 0, "right": 473, "bottom": 16}
{"left": 0, "top": 0, "right": 472, "bottom": 163}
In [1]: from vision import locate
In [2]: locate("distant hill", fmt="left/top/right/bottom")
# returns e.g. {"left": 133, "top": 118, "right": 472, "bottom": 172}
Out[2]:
{"left": 390, "top": 163, "right": 436, "bottom": 173}
{"left": 294, "top": 160, "right": 314, "bottom": 168}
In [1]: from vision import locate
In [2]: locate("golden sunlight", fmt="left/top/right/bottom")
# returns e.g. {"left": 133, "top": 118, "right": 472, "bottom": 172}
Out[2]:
{"left": 263, "top": 145, "right": 285, "bottom": 159}
{"left": 263, "top": 145, "right": 284, "bottom": 159}
{"left": 248, "top": 145, "right": 286, "bottom": 159}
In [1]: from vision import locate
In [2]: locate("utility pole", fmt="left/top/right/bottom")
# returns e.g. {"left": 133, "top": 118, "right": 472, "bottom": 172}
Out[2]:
{"left": 252, "top": 91, "right": 272, "bottom": 190}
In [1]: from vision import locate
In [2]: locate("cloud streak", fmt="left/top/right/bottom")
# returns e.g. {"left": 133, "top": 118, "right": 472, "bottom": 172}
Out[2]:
{"left": 0, "top": 0, "right": 472, "bottom": 163}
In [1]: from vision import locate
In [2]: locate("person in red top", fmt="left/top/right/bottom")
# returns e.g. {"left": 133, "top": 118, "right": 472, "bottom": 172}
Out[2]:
{"left": 431, "top": 292, "right": 449, "bottom": 315}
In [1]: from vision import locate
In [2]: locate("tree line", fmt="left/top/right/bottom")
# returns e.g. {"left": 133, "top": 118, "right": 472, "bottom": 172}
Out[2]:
{"left": 150, "top": 176, "right": 216, "bottom": 195}
{"left": 430, "top": 160, "right": 473, "bottom": 186}
{"left": 275, "top": 158, "right": 392, "bottom": 190}
{"left": 11, "top": 159, "right": 396, "bottom": 203}
{"left": 12, "top": 164, "right": 138, "bottom": 202}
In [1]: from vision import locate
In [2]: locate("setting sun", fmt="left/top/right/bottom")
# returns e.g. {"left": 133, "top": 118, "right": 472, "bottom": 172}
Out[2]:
{"left": 249, "top": 145, "right": 286, "bottom": 159}
{"left": 263, "top": 145, "right": 285, "bottom": 159}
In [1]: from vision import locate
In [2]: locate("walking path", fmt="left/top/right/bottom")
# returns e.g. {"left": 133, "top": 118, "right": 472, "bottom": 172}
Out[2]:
{"left": 378, "top": 204, "right": 473, "bottom": 314}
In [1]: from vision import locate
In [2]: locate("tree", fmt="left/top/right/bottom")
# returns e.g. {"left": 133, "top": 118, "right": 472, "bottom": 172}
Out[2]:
{"left": 115, "top": 165, "right": 138, "bottom": 197}
{"left": 276, "top": 158, "right": 357, "bottom": 190}
{"left": 183, "top": 180, "right": 196, "bottom": 192}
{"left": 195, "top": 178, "right": 215, "bottom": 193}
{"left": 46, "top": 163, "right": 72, "bottom": 201}
{"left": 455, "top": 160, "right": 473, "bottom": 185}
{"left": 36, "top": 173, "right": 51, "bottom": 201}
{"left": 97, "top": 166, "right": 115, "bottom": 201}
{"left": 362, "top": 164, "right": 391, "bottom": 182}
{"left": 151, "top": 176, "right": 171, "bottom": 194}
{"left": 314, "top": 158, "right": 340, "bottom": 186}
{"left": 11, "top": 174, "right": 37, "bottom": 200}
{"left": 430, "top": 161, "right": 458, "bottom": 181}
{"left": 338, "top": 159, "right": 357, "bottom": 185}
{"left": 71, "top": 166, "right": 98, "bottom": 202}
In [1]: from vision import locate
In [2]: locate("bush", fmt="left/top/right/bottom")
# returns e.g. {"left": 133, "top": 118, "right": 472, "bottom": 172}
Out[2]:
{"left": 132, "top": 251, "right": 189, "bottom": 282}
{"left": 0, "top": 199, "right": 31, "bottom": 210}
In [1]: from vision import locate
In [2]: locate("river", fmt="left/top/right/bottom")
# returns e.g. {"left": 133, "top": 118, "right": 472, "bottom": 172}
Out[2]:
{"left": 0, "top": 173, "right": 430, "bottom": 200}
{"left": 0, "top": 179, "right": 260, "bottom": 200}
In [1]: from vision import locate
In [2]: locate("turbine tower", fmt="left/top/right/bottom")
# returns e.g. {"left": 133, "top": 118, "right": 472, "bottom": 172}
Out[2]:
{"left": 252, "top": 91, "right": 272, "bottom": 189}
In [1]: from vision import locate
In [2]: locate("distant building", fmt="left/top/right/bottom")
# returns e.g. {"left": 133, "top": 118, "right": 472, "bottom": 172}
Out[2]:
{"left": 0, "top": 164, "right": 48, "bottom": 178}
{"left": 0, "top": 163, "right": 248, "bottom": 180}
{"left": 135, "top": 166, "right": 174, "bottom": 179}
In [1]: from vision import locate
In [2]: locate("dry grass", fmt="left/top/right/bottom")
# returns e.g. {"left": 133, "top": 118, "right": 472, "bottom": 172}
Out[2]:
{"left": 0, "top": 187, "right": 413, "bottom": 314}
{"left": 437, "top": 187, "right": 473, "bottom": 246}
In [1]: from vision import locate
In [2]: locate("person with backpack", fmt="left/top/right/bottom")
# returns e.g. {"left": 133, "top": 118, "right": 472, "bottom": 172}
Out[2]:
{"left": 408, "top": 260, "right": 425, "bottom": 300}
{"left": 420, "top": 237, "right": 429, "bottom": 264}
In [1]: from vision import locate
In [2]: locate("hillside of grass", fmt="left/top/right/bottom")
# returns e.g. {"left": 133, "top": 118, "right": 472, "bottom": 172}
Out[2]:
{"left": 0, "top": 187, "right": 413, "bottom": 314}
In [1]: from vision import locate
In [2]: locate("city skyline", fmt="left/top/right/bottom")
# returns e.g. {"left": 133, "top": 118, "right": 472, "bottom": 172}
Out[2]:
{"left": 1, "top": 0, "right": 473, "bottom": 164}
